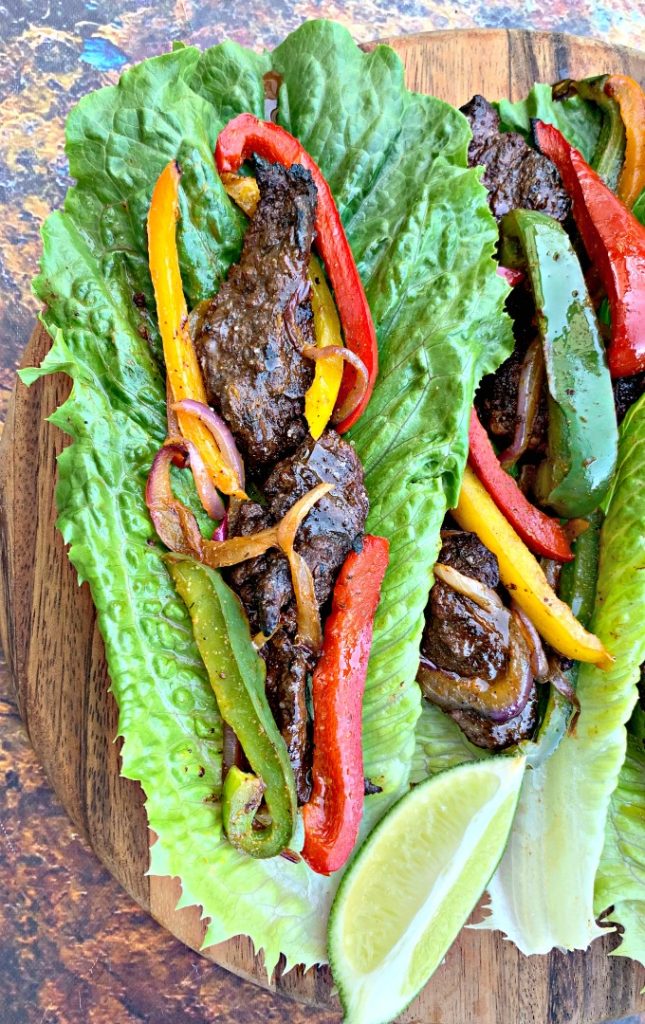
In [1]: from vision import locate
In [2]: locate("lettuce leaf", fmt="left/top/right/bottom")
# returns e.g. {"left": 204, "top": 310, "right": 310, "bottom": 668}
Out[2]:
{"left": 594, "top": 735, "right": 645, "bottom": 968}
{"left": 479, "top": 395, "right": 645, "bottom": 953}
{"left": 411, "top": 702, "right": 488, "bottom": 782}
{"left": 26, "top": 20, "right": 510, "bottom": 970}
{"left": 496, "top": 83, "right": 602, "bottom": 161}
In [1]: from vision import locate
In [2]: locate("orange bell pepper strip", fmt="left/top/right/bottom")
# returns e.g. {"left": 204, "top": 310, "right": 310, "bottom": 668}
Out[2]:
{"left": 453, "top": 466, "right": 612, "bottom": 669}
{"left": 604, "top": 75, "right": 645, "bottom": 208}
{"left": 147, "top": 161, "right": 243, "bottom": 496}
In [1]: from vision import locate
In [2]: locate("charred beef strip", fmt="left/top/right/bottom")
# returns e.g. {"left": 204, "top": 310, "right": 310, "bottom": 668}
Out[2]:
{"left": 475, "top": 268, "right": 548, "bottom": 456}
{"left": 421, "top": 531, "right": 508, "bottom": 680}
{"left": 475, "top": 344, "right": 548, "bottom": 455}
{"left": 227, "top": 429, "right": 369, "bottom": 802}
{"left": 420, "top": 530, "right": 538, "bottom": 749}
{"left": 460, "top": 94, "right": 571, "bottom": 223}
{"left": 449, "top": 688, "right": 538, "bottom": 751}
{"left": 195, "top": 155, "right": 316, "bottom": 471}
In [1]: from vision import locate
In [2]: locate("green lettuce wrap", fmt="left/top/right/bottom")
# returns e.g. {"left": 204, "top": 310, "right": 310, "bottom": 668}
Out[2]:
{"left": 472, "top": 84, "right": 645, "bottom": 961}
{"left": 23, "top": 20, "right": 511, "bottom": 971}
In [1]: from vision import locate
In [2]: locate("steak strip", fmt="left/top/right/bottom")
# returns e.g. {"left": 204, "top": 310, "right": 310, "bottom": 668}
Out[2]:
{"left": 421, "top": 530, "right": 537, "bottom": 750}
{"left": 195, "top": 155, "right": 317, "bottom": 472}
{"left": 460, "top": 94, "right": 571, "bottom": 223}
{"left": 227, "top": 430, "right": 369, "bottom": 802}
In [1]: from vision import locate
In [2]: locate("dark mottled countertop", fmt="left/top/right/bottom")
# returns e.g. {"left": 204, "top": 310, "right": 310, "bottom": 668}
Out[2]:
{"left": 1, "top": 2, "right": 644, "bottom": 1022}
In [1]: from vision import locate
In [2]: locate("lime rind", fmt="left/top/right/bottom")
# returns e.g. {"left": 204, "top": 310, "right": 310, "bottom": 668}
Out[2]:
{"left": 329, "top": 757, "right": 526, "bottom": 1024}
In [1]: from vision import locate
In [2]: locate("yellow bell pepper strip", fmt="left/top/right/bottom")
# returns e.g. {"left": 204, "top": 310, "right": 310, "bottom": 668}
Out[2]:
{"left": 452, "top": 466, "right": 612, "bottom": 668}
{"left": 222, "top": 174, "right": 344, "bottom": 440}
{"left": 304, "top": 256, "right": 344, "bottom": 440}
{"left": 220, "top": 171, "right": 259, "bottom": 217}
{"left": 604, "top": 75, "right": 645, "bottom": 208}
{"left": 147, "top": 161, "right": 242, "bottom": 498}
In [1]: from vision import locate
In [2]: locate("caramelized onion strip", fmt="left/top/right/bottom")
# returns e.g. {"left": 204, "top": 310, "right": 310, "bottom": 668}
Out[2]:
{"left": 172, "top": 398, "right": 246, "bottom": 493}
{"left": 145, "top": 443, "right": 206, "bottom": 557}
{"left": 303, "top": 345, "right": 369, "bottom": 428}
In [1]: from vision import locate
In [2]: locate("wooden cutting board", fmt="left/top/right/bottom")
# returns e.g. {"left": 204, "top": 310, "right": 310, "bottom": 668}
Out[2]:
{"left": 1, "top": 28, "right": 644, "bottom": 1024}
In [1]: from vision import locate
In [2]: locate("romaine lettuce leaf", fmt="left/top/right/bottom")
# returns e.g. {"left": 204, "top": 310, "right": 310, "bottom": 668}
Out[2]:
{"left": 411, "top": 702, "right": 488, "bottom": 782}
{"left": 26, "top": 20, "right": 511, "bottom": 970}
{"left": 594, "top": 735, "right": 645, "bottom": 969}
{"left": 496, "top": 82, "right": 602, "bottom": 160}
{"left": 479, "top": 395, "right": 645, "bottom": 953}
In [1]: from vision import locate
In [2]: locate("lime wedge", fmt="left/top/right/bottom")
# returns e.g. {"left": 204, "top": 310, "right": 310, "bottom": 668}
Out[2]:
{"left": 328, "top": 757, "right": 526, "bottom": 1024}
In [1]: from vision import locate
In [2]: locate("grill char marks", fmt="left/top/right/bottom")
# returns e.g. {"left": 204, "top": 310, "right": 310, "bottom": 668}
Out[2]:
{"left": 460, "top": 94, "right": 571, "bottom": 223}
{"left": 227, "top": 430, "right": 369, "bottom": 802}
{"left": 195, "top": 155, "right": 317, "bottom": 472}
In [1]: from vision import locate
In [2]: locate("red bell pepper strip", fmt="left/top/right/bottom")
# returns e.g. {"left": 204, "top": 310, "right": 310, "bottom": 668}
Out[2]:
{"left": 215, "top": 113, "right": 378, "bottom": 433}
{"left": 535, "top": 120, "right": 645, "bottom": 378}
{"left": 468, "top": 409, "right": 573, "bottom": 562}
{"left": 302, "top": 534, "right": 389, "bottom": 875}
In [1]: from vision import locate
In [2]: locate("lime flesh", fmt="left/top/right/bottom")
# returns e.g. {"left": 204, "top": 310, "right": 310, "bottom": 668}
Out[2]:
{"left": 328, "top": 757, "right": 526, "bottom": 1024}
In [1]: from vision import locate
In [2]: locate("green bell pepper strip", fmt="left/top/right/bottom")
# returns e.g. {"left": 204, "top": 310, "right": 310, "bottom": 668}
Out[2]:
{"left": 558, "top": 509, "right": 603, "bottom": 626}
{"left": 520, "top": 511, "right": 603, "bottom": 767}
{"left": 167, "top": 557, "right": 297, "bottom": 859}
{"left": 553, "top": 76, "right": 626, "bottom": 192}
{"left": 500, "top": 209, "right": 618, "bottom": 517}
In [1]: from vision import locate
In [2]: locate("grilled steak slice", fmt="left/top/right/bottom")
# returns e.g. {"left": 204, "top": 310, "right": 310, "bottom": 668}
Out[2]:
{"left": 421, "top": 531, "right": 507, "bottom": 680}
{"left": 228, "top": 430, "right": 369, "bottom": 632}
{"left": 475, "top": 275, "right": 549, "bottom": 453}
{"left": 263, "top": 428, "right": 370, "bottom": 607}
{"left": 195, "top": 155, "right": 316, "bottom": 472}
{"left": 475, "top": 344, "right": 548, "bottom": 452}
{"left": 227, "top": 430, "right": 369, "bottom": 802}
{"left": 460, "top": 94, "right": 570, "bottom": 223}
{"left": 449, "top": 684, "right": 538, "bottom": 750}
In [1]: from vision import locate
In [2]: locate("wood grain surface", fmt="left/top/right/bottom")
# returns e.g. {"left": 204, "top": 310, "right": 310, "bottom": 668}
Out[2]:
{"left": 1, "top": 28, "right": 645, "bottom": 1024}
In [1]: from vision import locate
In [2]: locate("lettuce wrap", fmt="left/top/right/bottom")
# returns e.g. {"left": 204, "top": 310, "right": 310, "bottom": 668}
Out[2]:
{"left": 24, "top": 20, "right": 512, "bottom": 971}
{"left": 471, "top": 82, "right": 645, "bottom": 968}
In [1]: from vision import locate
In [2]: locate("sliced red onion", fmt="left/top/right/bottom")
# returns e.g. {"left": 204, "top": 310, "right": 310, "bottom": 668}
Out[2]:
{"left": 563, "top": 518, "right": 590, "bottom": 544}
{"left": 183, "top": 439, "right": 226, "bottom": 521}
{"left": 498, "top": 338, "right": 544, "bottom": 469}
{"left": 202, "top": 525, "right": 280, "bottom": 569}
{"left": 497, "top": 266, "right": 525, "bottom": 288}
{"left": 512, "top": 601, "right": 550, "bottom": 680}
{"left": 302, "top": 345, "right": 370, "bottom": 428}
{"left": 275, "top": 482, "right": 333, "bottom": 653}
{"left": 286, "top": 548, "right": 323, "bottom": 653}
{"left": 417, "top": 612, "right": 534, "bottom": 723}
{"left": 212, "top": 514, "right": 228, "bottom": 543}
{"left": 222, "top": 721, "right": 244, "bottom": 777}
{"left": 172, "top": 398, "right": 245, "bottom": 491}
{"left": 280, "top": 848, "right": 302, "bottom": 864}
{"left": 146, "top": 443, "right": 205, "bottom": 557}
